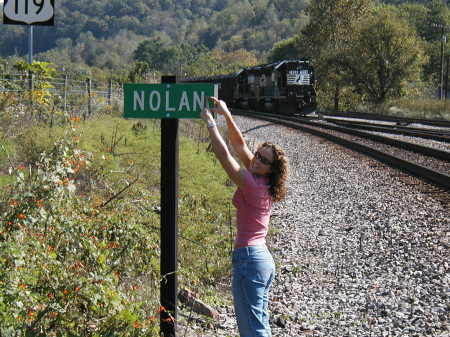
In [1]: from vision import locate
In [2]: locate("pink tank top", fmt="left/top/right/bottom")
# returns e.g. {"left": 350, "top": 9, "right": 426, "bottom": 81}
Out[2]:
{"left": 232, "top": 170, "right": 272, "bottom": 248}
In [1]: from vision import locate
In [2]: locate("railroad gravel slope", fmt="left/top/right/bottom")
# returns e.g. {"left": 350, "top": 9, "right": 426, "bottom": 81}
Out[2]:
{"left": 180, "top": 116, "right": 449, "bottom": 337}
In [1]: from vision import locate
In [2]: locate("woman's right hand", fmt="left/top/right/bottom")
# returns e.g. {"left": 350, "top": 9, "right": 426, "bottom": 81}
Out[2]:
{"left": 200, "top": 108, "right": 214, "bottom": 124}
{"left": 209, "top": 97, "right": 231, "bottom": 117}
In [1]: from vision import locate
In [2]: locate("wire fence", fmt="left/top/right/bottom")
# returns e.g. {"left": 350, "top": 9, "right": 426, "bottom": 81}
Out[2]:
{"left": 0, "top": 73, "right": 123, "bottom": 120}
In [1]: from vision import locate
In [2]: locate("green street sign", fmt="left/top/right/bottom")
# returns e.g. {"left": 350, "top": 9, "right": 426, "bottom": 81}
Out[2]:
{"left": 123, "top": 83, "right": 217, "bottom": 119}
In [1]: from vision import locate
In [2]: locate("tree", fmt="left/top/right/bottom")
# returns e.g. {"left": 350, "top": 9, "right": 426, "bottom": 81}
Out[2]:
{"left": 186, "top": 49, "right": 257, "bottom": 77}
{"left": 0, "top": 58, "right": 7, "bottom": 74}
{"left": 133, "top": 38, "right": 169, "bottom": 71}
{"left": 134, "top": 39, "right": 210, "bottom": 74}
{"left": 393, "top": 1, "right": 450, "bottom": 82}
{"left": 340, "top": 8, "right": 427, "bottom": 104}
{"left": 302, "top": 0, "right": 373, "bottom": 57}
{"left": 128, "top": 61, "right": 151, "bottom": 83}
{"left": 301, "top": 0, "right": 374, "bottom": 110}
{"left": 271, "top": 0, "right": 309, "bottom": 20}
{"left": 268, "top": 35, "right": 306, "bottom": 62}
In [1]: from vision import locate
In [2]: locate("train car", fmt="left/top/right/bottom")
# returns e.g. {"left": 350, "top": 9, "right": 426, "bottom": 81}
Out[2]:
{"left": 183, "top": 59, "right": 316, "bottom": 115}
{"left": 181, "top": 73, "right": 237, "bottom": 104}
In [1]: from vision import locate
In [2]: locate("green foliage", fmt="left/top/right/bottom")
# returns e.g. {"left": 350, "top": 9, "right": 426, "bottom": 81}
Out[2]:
{"left": 37, "top": 30, "right": 145, "bottom": 74}
{"left": 133, "top": 38, "right": 174, "bottom": 71}
{"left": 10, "top": 60, "right": 57, "bottom": 107}
{"left": 270, "top": 0, "right": 442, "bottom": 110}
{"left": 390, "top": 1, "right": 450, "bottom": 82}
{"left": 1, "top": 0, "right": 312, "bottom": 68}
{"left": 268, "top": 35, "right": 305, "bottom": 62}
{"left": 186, "top": 48, "right": 257, "bottom": 76}
{"left": 316, "top": 82, "right": 363, "bottom": 112}
{"left": 0, "top": 130, "right": 160, "bottom": 335}
{"left": 302, "top": 0, "right": 374, "bottom": 57}
{"left": 0, "top": 57, "right": 8, "bottom": 74}
{"left": 300, "top": 0, "right": 374, "bottom": 110}
{"left": 128, "top": 61, "right": 152, "bottom": 83}
{"left": 13, "top": 61, "right": 56, "bottom": 79}
{"left": 341, "top": 7, "right": 427, "bottom": 103}
{"left": 133, "top": 39, "right": 210, "bottom": 76}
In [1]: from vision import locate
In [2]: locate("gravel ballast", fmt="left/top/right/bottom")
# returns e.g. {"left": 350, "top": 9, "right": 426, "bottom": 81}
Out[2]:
{"left": 179, "top": 115, "right": 449, "bottom": 337}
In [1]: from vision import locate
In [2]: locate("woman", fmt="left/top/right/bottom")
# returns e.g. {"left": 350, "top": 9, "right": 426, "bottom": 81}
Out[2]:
{"left": 201, "top": 97, "right": 288, "bottom": 337}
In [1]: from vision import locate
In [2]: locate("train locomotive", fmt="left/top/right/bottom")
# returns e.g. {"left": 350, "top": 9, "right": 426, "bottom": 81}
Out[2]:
{"left": 184, "top": 59, "right": 316, "bottom": 115}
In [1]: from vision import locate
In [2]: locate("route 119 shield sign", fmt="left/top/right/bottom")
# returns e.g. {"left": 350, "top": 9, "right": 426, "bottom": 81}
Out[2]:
{"left": 3, "top": 0, "right": 54, "bottom": 25}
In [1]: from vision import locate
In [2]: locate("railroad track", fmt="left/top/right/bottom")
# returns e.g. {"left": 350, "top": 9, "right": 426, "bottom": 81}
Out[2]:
{"left": 233, "top": 110, "right": 450, "bottom": 192}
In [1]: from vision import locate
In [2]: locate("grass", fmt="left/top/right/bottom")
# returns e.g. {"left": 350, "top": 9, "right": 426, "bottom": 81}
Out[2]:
{"left": 388, "top": 97, "right": 450, "bottom": 120}
{"left": 357, "top": 98, "right": 450, "bottom": 120}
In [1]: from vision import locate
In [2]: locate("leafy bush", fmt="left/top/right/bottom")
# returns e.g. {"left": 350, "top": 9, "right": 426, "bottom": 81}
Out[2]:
{"left": 0, "top": 130, "right": 161, "bottom": 336}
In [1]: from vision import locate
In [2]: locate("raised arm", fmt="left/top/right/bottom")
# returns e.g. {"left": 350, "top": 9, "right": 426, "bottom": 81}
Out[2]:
{"left": 209, "top": 97, "right": 254, "bottom": 169}
{"left": 200, "top": 108, "right": 247, "bottom": 189}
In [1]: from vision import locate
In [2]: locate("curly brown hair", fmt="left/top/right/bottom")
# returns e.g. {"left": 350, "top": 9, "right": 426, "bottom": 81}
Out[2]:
{"left": 258, "top": 142, "right": 288, "bottom": 202}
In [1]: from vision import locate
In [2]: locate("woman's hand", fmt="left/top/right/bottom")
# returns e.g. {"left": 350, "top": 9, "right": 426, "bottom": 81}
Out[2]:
{"left": 200, "top": 108, "right": 214, "bottom": 124}
{"left": 209, "top": 97, "right": 231, "bottom": 117}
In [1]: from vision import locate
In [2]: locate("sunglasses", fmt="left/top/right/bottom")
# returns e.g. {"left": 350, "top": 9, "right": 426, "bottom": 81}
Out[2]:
{"left": 254, "top": 151, "right": 273, "bottom": 165}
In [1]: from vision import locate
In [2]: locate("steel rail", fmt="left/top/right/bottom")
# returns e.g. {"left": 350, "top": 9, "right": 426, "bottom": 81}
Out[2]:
{"left": 325, "top": 119, "right": 450, "bottom": 143}
{"left": 234, "top": 110, "right": 450, "bottom": 191}
{"left": 320, "top": 110, "right": 450, "bottom": 128}
{"left": 324, "top": 118, "right": 450, "bottom": 134}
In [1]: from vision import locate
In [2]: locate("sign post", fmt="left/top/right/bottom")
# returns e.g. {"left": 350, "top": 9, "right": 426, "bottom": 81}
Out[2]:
{"left": 124, "top": 79, "right": 217, "bottom": 336}
{"left": 160, "top": 75, "right": 178, "bottom": 337}
{"left": 3, "top": 0, "right": 55, "bottom": 64}
{"left": 28, "top": 25, "right": 33, "bottom": 64}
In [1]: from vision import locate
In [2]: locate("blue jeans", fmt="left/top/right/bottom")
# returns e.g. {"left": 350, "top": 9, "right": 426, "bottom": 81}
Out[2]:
{"left": 232, "top": 245, "right": 276, "bottom": 337}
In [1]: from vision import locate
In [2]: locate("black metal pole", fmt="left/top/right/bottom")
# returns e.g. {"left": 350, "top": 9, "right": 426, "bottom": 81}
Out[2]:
{"left": 160, "top": 75, "right": 178, "bottom": 337}
{"left": 87, "top": 78, "right": 92, "bottom": 117}
{"left": 440, "top": 26, "right": 445, "bottom": 100}
{"left": 445, "top": 55, "right": 449, "bottom": 100}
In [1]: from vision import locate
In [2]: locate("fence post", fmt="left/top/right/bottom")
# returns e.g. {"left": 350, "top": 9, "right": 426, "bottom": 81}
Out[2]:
{"left": 445, "top": 55, "right": 449, "bottom": 100}
{"left": 87, "top": 78, "right": 92, "bottom": 118}
{"left": 28, "top": 71, "right": 34, "bottom": 117}
{"left": 439, "top": 26, "right": 446, "bottom": 100}
{"left": 64, "top": 74, "right": 68, "bottom": 112}
{"left": 108, "top": 79, "right": 113, "bottom": 106}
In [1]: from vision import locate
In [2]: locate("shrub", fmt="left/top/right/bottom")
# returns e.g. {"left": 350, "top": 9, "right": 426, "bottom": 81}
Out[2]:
{"left": 0, "top": 130, "right": 161, "bottom": 336}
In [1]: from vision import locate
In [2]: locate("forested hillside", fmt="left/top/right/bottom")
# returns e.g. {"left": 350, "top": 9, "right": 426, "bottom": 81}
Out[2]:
{"left": 0, "top": 0, "right": 441, "bottom": 60}
{"left": 0, "top": 0, "right": 309, "bottom": 66}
